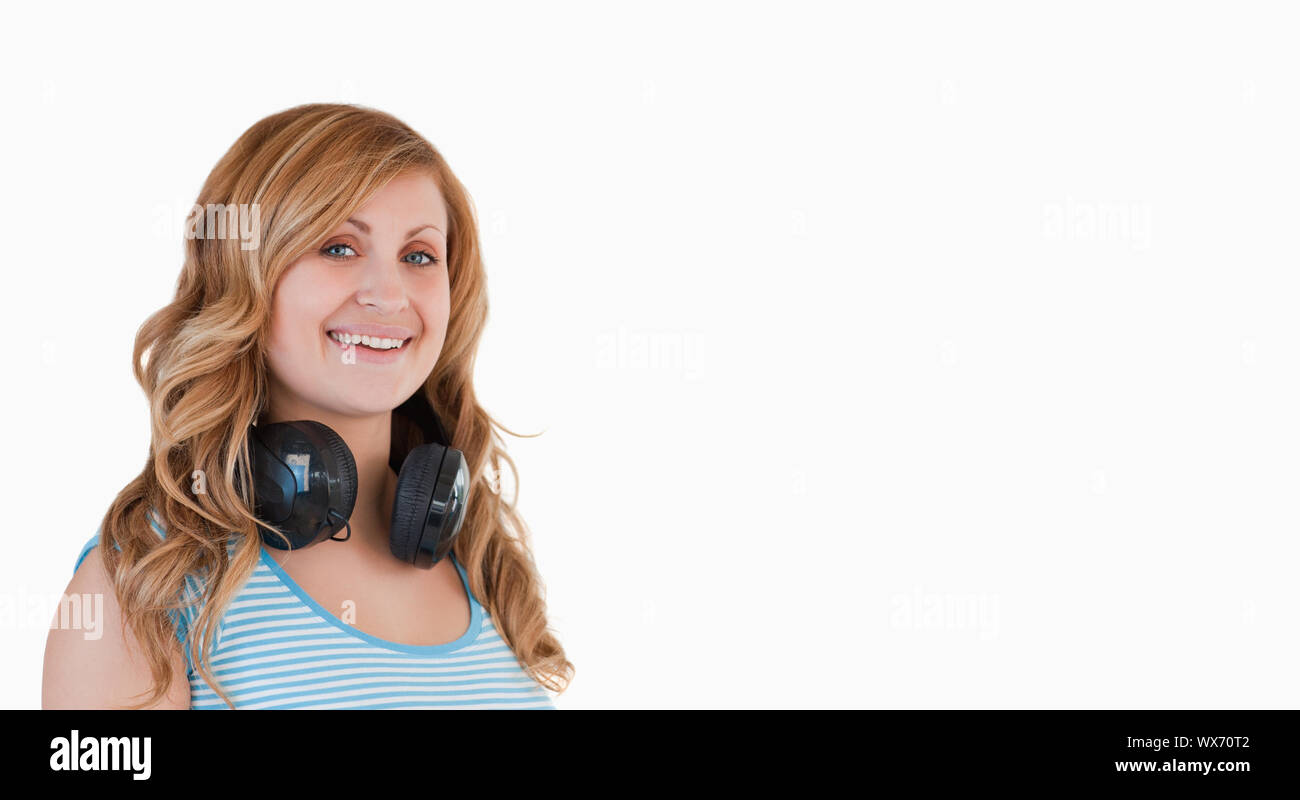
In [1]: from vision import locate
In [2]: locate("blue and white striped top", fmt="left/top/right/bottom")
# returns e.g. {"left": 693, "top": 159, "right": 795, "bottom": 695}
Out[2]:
{"left": 73, "top": 510, "right": 556, "bottom": 709}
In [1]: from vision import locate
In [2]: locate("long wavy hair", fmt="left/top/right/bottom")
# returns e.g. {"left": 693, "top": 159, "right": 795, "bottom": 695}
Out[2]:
{"left": 95, "top": 103, "right": 573, "bottom": 708}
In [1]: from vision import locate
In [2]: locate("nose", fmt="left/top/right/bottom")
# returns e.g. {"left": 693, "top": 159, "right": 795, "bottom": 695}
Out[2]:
{"left": 355, "top": 257, "right": 410, "bottom": 316}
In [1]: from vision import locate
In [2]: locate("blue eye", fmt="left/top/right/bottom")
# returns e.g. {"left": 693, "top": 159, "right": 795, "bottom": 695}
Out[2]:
{"left": 322, "top": 243, "right": 356, "bottom": 259}
{"left": 404, "top": 250, "right": 441, "bottom": 267}
{"left": 320, "top": 242, "right": 440, "bottom": 267}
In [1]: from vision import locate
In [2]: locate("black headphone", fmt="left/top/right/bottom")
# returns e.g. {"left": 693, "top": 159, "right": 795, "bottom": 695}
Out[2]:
{"left": 240, "top": 391, "right": 470, "bottom": 569}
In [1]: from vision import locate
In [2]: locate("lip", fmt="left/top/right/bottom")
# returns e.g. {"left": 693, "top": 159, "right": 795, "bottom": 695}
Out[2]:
{"left": 326, "top": 329, "right": 413, "bottom": 364}
{"left": 326, "top": 323, "right": 417, "bottom": 340}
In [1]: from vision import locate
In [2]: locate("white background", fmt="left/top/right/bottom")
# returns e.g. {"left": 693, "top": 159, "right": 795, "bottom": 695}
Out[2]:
{"left": 2, "top": 1, "right": 1297, "bottom": 709}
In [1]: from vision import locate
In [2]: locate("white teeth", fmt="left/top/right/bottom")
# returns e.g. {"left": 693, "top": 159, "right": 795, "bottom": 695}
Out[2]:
{"left": 329, "top": 331, "right": 406, "bottom": 350}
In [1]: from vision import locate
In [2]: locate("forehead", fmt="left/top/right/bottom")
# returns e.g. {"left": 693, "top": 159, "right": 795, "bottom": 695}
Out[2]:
{"left": 351, "top": 172, "right": 448, "bottom": 233}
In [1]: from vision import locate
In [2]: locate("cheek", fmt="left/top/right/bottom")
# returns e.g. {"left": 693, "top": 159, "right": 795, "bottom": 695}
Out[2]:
{"left": 268, "top": 304, "right": 314, "bottom": 358}
{"left": 268, "top": 320, "right": 318, "bottom": 359}
{"left": 265, "top": 323, "right": 317, "bottom": 388}
{"left": 417, "top": 292, "right": 451, "bottom": 355}
{"left": 267, "top": 267, "right": 336, "bottom": 365}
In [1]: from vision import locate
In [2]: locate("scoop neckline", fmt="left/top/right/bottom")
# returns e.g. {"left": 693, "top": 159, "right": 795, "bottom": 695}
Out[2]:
{"left": 257, "top": 543, "right": 484, "bottom": 656}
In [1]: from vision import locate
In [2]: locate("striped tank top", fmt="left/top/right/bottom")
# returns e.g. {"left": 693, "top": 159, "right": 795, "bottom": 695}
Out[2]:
{"left": 72, "top": 510, "right": 556, "bottom": 709}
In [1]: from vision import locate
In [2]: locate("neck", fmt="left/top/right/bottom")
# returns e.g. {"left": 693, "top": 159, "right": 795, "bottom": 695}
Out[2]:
{"left": 259, "top": 398, "right": 399, "bottom": 559}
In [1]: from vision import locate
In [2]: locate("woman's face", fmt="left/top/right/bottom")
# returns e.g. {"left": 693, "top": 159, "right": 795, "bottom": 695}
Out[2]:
{"left": 265, "top": 170, "right": 450, "bottom": 420}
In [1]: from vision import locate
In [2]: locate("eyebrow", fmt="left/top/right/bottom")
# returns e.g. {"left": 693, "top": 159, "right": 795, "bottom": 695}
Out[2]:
{"left": 345, "top": 218, "right": 445, "bottom": 239}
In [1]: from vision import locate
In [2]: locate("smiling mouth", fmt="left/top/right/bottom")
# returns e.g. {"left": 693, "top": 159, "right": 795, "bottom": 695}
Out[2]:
{"left": 326, "top": 331, "right": 414, "bottom": 352}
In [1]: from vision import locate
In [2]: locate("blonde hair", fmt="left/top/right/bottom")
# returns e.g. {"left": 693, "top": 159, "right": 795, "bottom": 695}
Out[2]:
{"left": 96, "top": 103, "right": 573, "bottom": 708}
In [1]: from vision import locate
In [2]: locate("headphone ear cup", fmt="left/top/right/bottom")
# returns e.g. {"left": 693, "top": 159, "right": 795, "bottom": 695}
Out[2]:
{"left": 247, "top": 419, "right": 358, "bottom": 549}
{"left": 390, "top": 442, "right": 447, "bottom": 567}
{"left": 311, "top": 421, "right": 358, "bottom": 524}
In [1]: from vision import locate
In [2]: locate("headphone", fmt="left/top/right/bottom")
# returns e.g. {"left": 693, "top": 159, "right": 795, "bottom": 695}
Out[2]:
{"left": 240, "top": 391, "right": 470, "bottom": 569}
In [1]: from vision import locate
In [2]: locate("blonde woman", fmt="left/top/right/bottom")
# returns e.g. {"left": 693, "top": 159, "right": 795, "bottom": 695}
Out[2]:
{"left": 42, "top": 104, "right": 571, "bottom": 709}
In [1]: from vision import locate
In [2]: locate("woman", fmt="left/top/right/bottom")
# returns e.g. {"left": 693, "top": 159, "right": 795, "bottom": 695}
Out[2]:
{"left": 42, "top": 103, "right": 572, "bottom": 709}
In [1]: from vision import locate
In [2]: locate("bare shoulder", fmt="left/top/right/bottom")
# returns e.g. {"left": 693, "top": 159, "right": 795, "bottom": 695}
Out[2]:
{"left": 42, "top": 543, "right": 190, "bottom": 710}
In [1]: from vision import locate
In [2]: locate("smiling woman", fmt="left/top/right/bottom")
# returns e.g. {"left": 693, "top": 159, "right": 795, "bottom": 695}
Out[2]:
{"left": 265, "top": 168, "right": 451, "bottom": 415}
{"left": 42, "top": 103, "right": 573, "bottom": 710}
